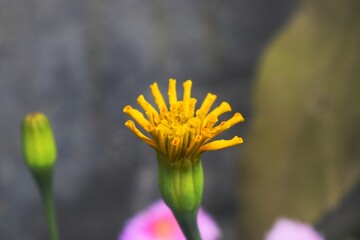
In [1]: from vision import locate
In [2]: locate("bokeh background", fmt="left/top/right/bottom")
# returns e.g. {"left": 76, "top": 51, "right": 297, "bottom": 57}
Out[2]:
{"left": 1, "top": 0, "right": 359, "bottom": 240}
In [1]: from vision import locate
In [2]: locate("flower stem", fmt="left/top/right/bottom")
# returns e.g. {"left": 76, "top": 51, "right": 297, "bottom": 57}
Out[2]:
{"left": 173, "top": 210, "right": 202, "bottom": 240}
{"left": 42, "top": 186, "right": 59, "bottom": 240}
{"left": 34, "top": 169, "right": 59, "bottom": 240}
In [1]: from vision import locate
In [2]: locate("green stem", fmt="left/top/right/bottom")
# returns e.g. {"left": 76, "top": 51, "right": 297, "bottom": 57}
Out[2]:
{"left": 42, "top": 186, "right": 59, "bottom": 240}
{"left": 173, "top": 210, "right": 202, "bottom": 240}
{"left": 34, "top": 168, "right": 59, "bottom": 240}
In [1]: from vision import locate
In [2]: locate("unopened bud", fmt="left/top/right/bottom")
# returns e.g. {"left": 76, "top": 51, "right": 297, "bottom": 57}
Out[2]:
{"left": 22, "top": 112, "right": 57, "bottom": 170}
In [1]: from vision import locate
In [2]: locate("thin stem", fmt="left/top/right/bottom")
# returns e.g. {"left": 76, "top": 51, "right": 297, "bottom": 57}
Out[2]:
{"left": 173, "top": 210, "right": 202, "bottom": 240}
{"left": 42, "top": 186, "right": 59, "bottom": 240}
{"left": 34, "top": 168, "right": 59, "bottom": 240}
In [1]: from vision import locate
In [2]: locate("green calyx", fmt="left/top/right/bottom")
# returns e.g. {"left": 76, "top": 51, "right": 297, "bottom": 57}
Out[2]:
{"left": 22, "top": 112, "right": 57, "bottom": 170}
{"left": 157, "top": 153, "right": 204, "bottom": 214}
{"left": 157, "top": 153, "right": 204, "bottom": 239}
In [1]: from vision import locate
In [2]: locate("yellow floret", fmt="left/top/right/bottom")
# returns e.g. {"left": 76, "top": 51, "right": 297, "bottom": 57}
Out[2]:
{"left": 123, "top": 79, "right": 244, "bottom": 160}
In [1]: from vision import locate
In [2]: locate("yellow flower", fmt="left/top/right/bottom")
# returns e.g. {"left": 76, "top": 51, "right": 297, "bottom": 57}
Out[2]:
{"left": 124, "top": 79, "right": 244, "bottom": 233}
{"left": 123, "top": 78, "right": 244, "bottom": 160}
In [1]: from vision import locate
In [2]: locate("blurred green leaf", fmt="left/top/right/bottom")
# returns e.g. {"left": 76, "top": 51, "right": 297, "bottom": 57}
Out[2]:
{"left": 238, "top": 1, "right": 360, "bottom": 239}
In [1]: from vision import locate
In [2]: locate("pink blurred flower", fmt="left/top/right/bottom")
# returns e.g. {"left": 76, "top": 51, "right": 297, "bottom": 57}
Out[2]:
{"left": 265, "top": 218, "right": 324, "bottom": 240}
{"left": 119, "top": 200, "right": 221, "bottom": 240}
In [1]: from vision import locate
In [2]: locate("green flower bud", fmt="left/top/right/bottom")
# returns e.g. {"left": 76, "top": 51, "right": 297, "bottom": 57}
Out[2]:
{"left": 157, "top": 153, "right": 204, "bottom": 214}
{"left": 21, "top": 112, "right": 59, "bottom": 240}
{"left": 22, "top": 112, "right": 57, "bottom": 170}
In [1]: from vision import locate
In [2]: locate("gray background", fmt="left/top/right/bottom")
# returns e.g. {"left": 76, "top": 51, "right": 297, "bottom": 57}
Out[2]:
{"left": 0, "top": 0, "right": 295, "bottom": 239}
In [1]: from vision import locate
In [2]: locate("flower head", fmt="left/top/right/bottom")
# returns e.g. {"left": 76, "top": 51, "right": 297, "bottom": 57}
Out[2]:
{"left": 22, "top": 112, "right": 57, "bottom": 170}
{"left": 119, "top": 200, "right": 221, "bottom": 240}
{"left": 123, "top": 79, "right": 244, "bottom": 161}
{"left": 123, "top": 79, "right": 243, "bottom": 238}
{"left": 265, "top": 218, "right": 324, "bottom": 240}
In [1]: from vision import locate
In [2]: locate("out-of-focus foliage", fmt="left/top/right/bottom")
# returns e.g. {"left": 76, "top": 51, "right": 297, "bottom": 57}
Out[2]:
{"left": 239, "top": 0, "right": 360, "bottom": 239}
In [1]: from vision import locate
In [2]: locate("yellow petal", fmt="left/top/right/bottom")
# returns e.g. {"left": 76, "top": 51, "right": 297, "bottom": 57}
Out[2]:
{"left": 186, "top": 135, "right": 203, "bottom": 156}
{"left": 169, "top": 136, "right": 181, "bottom": 159}
{"left": 203, "top": 113, "right": 218, "bottom": 129}
{"left": 157, "top": 126, "right": 168, "bottom": 155}
{"left": 137, "top": 95, "right": 159, "bottom": 121}
{"left": 200, "top": 136, "right": 243, "bottom": 152}
{"left": 201, "top": 128, "right": 212, "bottom": 139}
{"left": 123, "top": 105, "right": 152, "bottom": 130}
{"left": 195, "top": 109, "right": 206, "bottom": 121}
{"left": 125, "top": 120, "right": 157, "bottom": 148}
{"left": 198, "top": 93, "right": 217, "bottom": 117}
{"left": 207, "top": 102, "right": 231, "bottom": 118}
{"left": 168, "top": 78, "right": 178, "bottom": 106}
{"left": 183, "top": 80, "right": 192, "bottom": 115}
{"left": 202, "top": 102, "right": 231, "bottom": 128}
{"left": 225, "top": 112, "right": 244, "bottom": 127}
{"left": 150, "top": 82, "right": 168, "bottom": 113}
{"left": 187, "top": 98, "right": 197, "bottom": 118}
{"left": 209, "top": 112, "right": 244, "bottom": 139}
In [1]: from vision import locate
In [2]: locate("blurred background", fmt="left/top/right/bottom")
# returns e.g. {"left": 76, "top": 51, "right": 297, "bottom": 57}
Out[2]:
{"left": 1, "top": 0, "right": 359, "bottom": 240}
